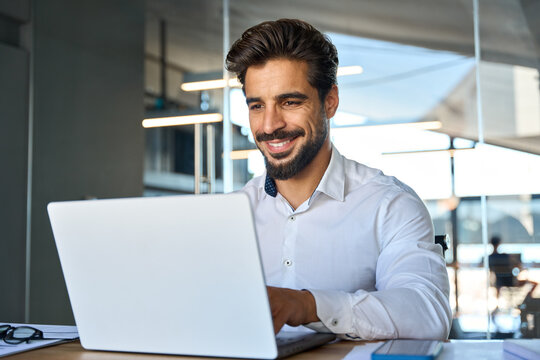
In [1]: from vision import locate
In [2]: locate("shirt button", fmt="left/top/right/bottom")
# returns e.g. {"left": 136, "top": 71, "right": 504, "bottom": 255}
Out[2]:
{"left": 284, "top": 259, "right": 293, "bottom": 267}
{"left": 331, "top": 319, "right": 339, "bottom": 326}
{"left": 289, "top": 216, "right": 295, "bottom": 221}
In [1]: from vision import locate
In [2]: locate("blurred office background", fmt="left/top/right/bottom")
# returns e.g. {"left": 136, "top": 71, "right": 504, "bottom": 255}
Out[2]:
{"left": 1, "top": 0, "right": 539, "bottom": 339}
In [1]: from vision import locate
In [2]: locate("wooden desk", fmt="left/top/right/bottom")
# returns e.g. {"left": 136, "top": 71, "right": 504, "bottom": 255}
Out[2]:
{"left": 5, "top": 339, "right": 508, "bottom": 359}
{"left": 5, "top": 340, "right": 358, "bottom": 360}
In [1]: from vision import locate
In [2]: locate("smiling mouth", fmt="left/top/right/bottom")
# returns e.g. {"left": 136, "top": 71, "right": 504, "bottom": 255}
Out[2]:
{"left": 264, "top": 136, "right": 299, "bottom": 157}
{"left": 267, "top": 139, "right": 292, "bottom": 150}
{"left": 256, "top": 129, "right": 305, "bottom": 158}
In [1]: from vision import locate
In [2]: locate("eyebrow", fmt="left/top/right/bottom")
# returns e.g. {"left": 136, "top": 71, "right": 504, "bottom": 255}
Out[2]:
{"left": 276, "top": 92, "right": 308, "bottom": 101}
{"left": 245, "top": 92, "right": 309, "bottom": 105}
{"left": 245, "top": 97, "right": 261, "bottom": 105}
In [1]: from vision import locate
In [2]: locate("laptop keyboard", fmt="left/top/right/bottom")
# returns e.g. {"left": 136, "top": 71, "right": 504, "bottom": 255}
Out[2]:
{"left": 275, "top": 332, "right": 337, "bottom": 359}
{"left": 276, "top": 332, "right": 310, "bottom": 346}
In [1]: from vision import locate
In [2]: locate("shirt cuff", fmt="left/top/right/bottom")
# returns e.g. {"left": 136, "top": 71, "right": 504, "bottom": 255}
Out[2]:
{"left": 308, "top": 289, "right": 356, "bottom": 334}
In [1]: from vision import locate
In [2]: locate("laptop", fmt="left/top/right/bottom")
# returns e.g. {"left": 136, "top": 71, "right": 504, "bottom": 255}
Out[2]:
{"left": 48, "top": 193, "right": 335, "bottom": 359}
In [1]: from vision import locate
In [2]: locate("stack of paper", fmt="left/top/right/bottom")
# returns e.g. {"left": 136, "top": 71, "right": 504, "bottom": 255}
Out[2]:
{"left": 0, "top": 323, "right": 78, "bottom": 358}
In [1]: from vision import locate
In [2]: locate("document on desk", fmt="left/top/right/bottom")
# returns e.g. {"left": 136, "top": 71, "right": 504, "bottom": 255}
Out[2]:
{"left": 0, "top": 323, "right": 78, "bottom": 358}
{"left": 503, "top": 339, "right": 540, "bottom": 360}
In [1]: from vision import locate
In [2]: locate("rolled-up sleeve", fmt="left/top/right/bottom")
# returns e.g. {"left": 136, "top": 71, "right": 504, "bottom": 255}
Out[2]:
{"left": 308, "top": 190, "right": 452, "bottom": 340}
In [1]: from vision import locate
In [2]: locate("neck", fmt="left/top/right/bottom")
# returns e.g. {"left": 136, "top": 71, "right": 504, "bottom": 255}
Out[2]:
{"left": 275, "top": 139, "right": 332, "bottom": 210}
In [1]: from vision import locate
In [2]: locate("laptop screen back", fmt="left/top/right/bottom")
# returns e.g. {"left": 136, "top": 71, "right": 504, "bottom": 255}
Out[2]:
{"left": 48, "top": 193, "right": 277, "bottom": 359}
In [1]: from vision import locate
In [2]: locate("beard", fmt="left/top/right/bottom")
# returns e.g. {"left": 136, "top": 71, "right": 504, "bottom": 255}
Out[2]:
{"left": 255, "top": 113, "right": 328, "bottom": 180}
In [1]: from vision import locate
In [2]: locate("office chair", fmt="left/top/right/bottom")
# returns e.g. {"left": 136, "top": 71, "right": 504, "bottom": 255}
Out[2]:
{"left": 435, "top": 234, "right": 449, "bottom": 255}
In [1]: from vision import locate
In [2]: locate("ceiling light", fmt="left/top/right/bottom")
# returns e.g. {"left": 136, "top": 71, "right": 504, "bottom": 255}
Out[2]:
{"left": 180, "top": 78, "right": 241, "bottom": 92}
{"left": 382, "top": 147, "right": 475, "bottom": 157}
{"left": 229, "top": 149, "right": 259, "bottom": 160}
{"left": 370, "top": 120, "right": 442, "bottom": 131}
{"left": 332, "top": 120, "right": 442, "bottom": 131}
{"left": 332, "top": 112, "right": 367, "bottom": 127}
{"left": 337, "top": 65, "right": 364, "bottom": 76}
{"left": 142, "top": 113, "right": 223, "bottom": 128}
{"left": 181, "top": 65, "right": 363, "bottom": 92}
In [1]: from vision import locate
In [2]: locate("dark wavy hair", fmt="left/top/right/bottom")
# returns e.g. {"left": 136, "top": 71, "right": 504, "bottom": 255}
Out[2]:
{"left": 225, "top": 19, "right": 338, "bottom": 102}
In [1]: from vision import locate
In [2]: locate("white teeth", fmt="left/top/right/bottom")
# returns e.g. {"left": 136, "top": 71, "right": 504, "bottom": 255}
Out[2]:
{"left": 268, "top": 139, "right": 291, "bottom": 148}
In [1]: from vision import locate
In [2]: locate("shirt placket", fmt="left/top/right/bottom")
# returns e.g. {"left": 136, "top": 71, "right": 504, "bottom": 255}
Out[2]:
{"left": 281, "top": 211, "right": 298, "bottom": 288}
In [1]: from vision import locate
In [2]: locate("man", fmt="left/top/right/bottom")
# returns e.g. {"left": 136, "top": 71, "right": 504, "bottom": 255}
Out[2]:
{"left": 489, "top": 235, "right": 536, "bottom": 302}
{"left": 489, "top": 235, "right": 514, "bottom": 298}
{"left": 226, "top": 19, "right": 451, "bottom": 340}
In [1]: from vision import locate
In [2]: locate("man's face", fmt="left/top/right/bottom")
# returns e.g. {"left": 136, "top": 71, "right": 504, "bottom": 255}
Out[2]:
{"left": 244, "top": 59, "right": 333, "bottom": 180}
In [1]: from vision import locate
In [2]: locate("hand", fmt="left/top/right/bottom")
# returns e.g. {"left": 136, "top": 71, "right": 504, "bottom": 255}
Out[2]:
{"left": 266, "top": 286, "right": 319, "bottom": 334}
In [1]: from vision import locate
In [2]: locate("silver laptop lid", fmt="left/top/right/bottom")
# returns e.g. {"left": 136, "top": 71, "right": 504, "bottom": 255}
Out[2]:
{"left": 48, "top": 193, "right": 277, "bottom": 359}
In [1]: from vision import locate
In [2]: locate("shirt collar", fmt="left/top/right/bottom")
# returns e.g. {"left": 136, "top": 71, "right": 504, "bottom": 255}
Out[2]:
{"left": 313, "top": 145, "right": 345, "bottom": 202}
{"left": 260, "top": 144, "right": 345, "bottom": 202}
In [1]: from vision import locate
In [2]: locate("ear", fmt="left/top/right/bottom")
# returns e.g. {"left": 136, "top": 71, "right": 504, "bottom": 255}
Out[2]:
{"left": 324, "top": 85, "right": 339, "bottom": 119}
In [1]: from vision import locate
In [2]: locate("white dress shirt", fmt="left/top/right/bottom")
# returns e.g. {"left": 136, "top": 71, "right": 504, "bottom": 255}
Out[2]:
{"left": 240, "top": 146, "right": 452, "bottom": 340}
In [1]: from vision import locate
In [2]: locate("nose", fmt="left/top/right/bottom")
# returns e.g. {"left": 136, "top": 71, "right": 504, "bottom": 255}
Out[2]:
{"left": 261, "top": 105, "right": 286, "bottom": 134}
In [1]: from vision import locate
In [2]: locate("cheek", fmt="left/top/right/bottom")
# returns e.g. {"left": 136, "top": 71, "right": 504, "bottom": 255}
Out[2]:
{"left": 304, "top": 112, "right": 323, "bottom": 135}
{"left": 287, "top": 110, "right": 316, "bottom": 131}
{"left": 249, "top": 118, "right": 266, "bottom": 143}
{"left": 248, "top": 116, "right": 261, "bottom": 133}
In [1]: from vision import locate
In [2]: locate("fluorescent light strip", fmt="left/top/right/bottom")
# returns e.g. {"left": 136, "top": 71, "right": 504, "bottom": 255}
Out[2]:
{"left": 230, "top": 149, "right": 258, "bottom": 160}
{"left": 142, "top": 113, "right": 223, "bottom": 128}
{"left": 382, "top": 147, "right": 475, "bottom": 157}
{"left": 375, "top": 120, "right": 442, "bottom": 131}
{"left": 332, "top": 120, "right": 442, "bottom": 131}
{"left": 181, "top": 78, "right": 241, "bottom": 92}
{"left": 181, "top": 65, "right": 363, "bottom": 92}
{"left": 337, "top": 65, "right": 364, "bottom": 76}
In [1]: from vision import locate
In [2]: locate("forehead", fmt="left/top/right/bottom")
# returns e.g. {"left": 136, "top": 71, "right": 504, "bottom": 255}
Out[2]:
{"left": 244, "top": 59, "right": 314, "bottom": 97}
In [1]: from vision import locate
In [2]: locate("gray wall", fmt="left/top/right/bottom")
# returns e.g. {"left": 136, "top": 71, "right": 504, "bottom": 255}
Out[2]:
{"left": 0, "top": 0, "right": 145, "bottom": 324}
{"left": 0, "top": 1, "right": 30, "bottom": 322}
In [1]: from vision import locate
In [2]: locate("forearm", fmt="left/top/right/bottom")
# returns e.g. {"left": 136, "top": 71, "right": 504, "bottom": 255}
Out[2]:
{"left": 307, "top": 238, "right": 452, "bottom": 341}
{"left": 309, "top": 285, "right": 451, "bottom": 340}
{"left": 306, "top": 239, "right": 452, "bottom": 339}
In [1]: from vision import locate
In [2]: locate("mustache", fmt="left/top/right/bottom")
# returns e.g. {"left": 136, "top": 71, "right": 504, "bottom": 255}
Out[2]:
{"left": 255, "top": 129, "right": 305, "bottom": 142}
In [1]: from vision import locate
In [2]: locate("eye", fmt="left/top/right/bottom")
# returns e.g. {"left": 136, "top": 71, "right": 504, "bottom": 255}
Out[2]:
{"left": 283, "top": 100, "right": 301, "bottom": 107}
{"left": 249, "top": 103, "right": 263, "bottom": 111}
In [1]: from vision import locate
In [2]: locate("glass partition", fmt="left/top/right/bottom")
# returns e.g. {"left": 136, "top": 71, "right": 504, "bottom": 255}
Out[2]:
{"left": 143, "top": 0, "right": 540, "bottom": 339}
{"left": 227, "top": 2, "right": 475, "bottom": 199}
{"left": 226, "top": 1, "right": 476, "bottom": 335}
{"left": 475, "top": 0, "right": 540, "bottom": 338}
{"left": 144, "top": 1, "right": 229, "bottom": 194}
